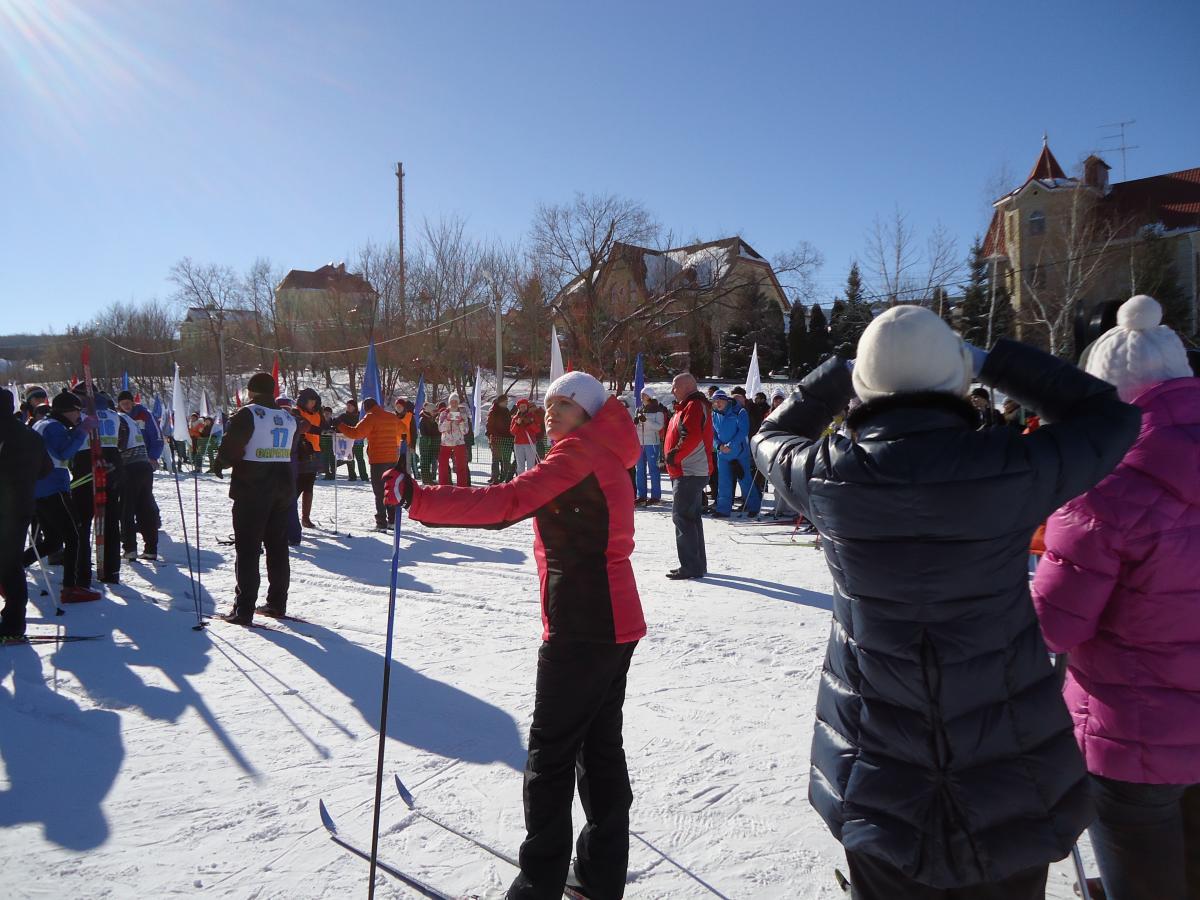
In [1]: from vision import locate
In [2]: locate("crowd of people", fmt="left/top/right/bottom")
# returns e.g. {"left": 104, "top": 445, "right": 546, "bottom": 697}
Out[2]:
{"left": 2, "top": 293, "right": 1198, "bottom": 900}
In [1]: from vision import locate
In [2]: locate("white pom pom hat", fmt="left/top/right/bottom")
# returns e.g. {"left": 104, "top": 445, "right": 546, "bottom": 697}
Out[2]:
{"left": 1081, "top": 295, "right": 1192, "bottom": 402}
{"left": 545, "top": 372, "right": 607, "bottom": 417}
{"left": 852, "top": 305, "right": 973, "bottom": 401}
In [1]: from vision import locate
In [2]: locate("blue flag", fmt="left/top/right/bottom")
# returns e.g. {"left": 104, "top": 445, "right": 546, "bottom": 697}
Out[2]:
{"left": 362, "top": 341, "right": 383, "bottom": 405}
{"left": 413, "top": 374, "right": 426, "bottom": 420}
{"left": 122, "top": 370, "right": 130, "bottom": 392}
{"left": 632, "top": 353, "right": 645, "bottom": 412}
{"left": 151, "top": 395, "right": 162, "bottom": 421}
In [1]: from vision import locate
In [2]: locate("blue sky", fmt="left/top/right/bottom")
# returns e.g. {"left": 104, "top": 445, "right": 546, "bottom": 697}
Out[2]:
{"left": 2, "top": 0, "right": 1198, "bottom": 333}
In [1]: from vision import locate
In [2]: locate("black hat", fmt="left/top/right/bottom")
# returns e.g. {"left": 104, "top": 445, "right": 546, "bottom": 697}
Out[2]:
{"left": 51, "top": 390, "right": 83, "bottom": 413}
{"left": 970, "top": 387, "right": 990, "bottom": 400}
{"left": 117, "top": 390, "right": 134, "bottom": 403}
{"left": 730, "top": 386, "right": 747, "bottom": 396}
{"left": 24, "top": 385, "right": 48, "bottom": 402}
{"left": 247, "top": 372, "right": 275, "bottom": 396}
{"left": 1, "top": 389, "right": 13, "bottom": 416}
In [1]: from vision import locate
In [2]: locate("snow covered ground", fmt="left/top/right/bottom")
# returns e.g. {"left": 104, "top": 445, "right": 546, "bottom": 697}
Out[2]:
{"left": 2, "top": 461, "right": 1089, "bottom": 899}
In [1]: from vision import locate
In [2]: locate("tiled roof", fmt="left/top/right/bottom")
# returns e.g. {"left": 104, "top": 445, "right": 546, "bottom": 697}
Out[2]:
{"left": 277, "top": 264, "right": 377, "bottom": 295}
{"left": 982, "top": 211, "right": 1007, "bottom": 258}
{"left": 1107, "top": 167, "right": 1200, "bottom": 231}
{"left": 1028, "top": 142, "right": 1067, "bottom": 181}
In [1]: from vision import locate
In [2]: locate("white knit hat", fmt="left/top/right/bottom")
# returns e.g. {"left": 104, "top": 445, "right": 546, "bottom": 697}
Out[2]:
{"left": 1082, "top": 295, "right": 1192, "bottom": 402}
{"left": 852, "top": 305, "right": 972, "bottom": 401}
{"left": 545, "top": 372, "right": 607, "bottom": 417}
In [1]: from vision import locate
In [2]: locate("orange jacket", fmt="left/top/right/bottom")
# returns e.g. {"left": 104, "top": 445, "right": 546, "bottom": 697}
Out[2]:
{"left": 394, "top": 410, "right": 416, "bottom": 451}
{"left": 337, "top": 405, "right": 405, "bottom": 464}
{"left": 296, "top": 407, "right": 322, "bottom": 453}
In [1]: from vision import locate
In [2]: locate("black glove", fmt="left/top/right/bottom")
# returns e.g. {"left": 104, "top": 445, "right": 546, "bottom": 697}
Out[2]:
{"left": 665, "top": 448, "right": 679, "bottom": 467}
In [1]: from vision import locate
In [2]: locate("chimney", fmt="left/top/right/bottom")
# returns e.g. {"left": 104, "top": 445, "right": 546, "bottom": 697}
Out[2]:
{"left": 1083, "top": 154, "right": 1111, "bottom": 193}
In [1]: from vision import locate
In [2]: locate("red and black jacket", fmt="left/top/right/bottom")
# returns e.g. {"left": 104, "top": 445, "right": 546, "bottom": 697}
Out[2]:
{"left": 408, "top": 397, "right": 645, "bottom": 644}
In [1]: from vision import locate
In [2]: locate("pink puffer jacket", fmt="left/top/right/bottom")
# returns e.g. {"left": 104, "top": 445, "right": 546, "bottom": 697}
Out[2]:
{"left": 1032, "top": 377, "right": 1200, "bottom": 784}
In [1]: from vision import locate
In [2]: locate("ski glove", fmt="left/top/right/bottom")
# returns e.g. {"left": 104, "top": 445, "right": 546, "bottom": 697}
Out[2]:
{"left": 382, "top": 468, "right": 413, "bottom": 508}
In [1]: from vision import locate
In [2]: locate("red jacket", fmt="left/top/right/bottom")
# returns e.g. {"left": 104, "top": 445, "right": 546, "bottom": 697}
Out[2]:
{"left": 408, "top": 397, "right": 645, "bottom": 644}
{"left": 664, "top": 391, "right": 714, "bottom": 478}
{"left": 509, "top": 408, "right": 542, "bottom": 445}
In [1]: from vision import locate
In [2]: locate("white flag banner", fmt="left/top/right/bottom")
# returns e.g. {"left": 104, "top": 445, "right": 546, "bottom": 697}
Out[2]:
{"left": 199, "top": 390, "right": 210, "bottom": 420}
{"left": 171, "top": 364, "right": 190, "bottom": 442}
{"left": 334, "top": 436, "right": 353, "bottom": 461}
{"left": 745, "top": 343, "right": 763, "bottom": 400}
{"left": 549, "top": 325, "right": 565, "bottom": 385}
{"left": 471, "top": 366, "right": 485, "bottom": 438}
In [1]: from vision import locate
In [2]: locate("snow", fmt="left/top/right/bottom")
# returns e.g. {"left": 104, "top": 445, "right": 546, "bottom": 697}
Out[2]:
{"left": 3, "top": 462, "right": 1090, "bottom": 898}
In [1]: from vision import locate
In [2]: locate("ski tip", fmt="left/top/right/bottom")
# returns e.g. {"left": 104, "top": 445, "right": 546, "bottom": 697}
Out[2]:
{"left": 394, "top": 774, "right": 416, "bottom": 809}
{"left": 318, "top": 799, "right": 337, "bottom": 834}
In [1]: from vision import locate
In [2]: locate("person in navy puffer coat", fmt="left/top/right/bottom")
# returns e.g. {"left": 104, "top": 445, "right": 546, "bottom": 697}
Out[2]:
{"left": 710, "top": 390, "right": 760, "bottom": 517}
{"left": 753, "top": 305, "right": 1141, "bottom": 899}
{"left": 1033, "top": 295, "right": 1200, "bottom": 900}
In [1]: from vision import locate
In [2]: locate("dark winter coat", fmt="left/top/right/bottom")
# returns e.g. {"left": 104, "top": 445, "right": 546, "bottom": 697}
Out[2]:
{"left": 217, "top": 397, "right": 301, "bottom": 503}
{"left": 0, "top": 412, "right": 51, "bottom": 518}
{"left": 751, "top": 340, "right": 1142, "bottom": 889}
{"left": 486, "top": 402, "right": 511, "bottom": 440}
{"left": 409, "top": 397, "right": 645, "bottom": 644}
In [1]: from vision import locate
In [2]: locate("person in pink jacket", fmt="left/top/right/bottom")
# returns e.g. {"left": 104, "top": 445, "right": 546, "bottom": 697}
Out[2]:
{"left": 1032, "top": 295, "right": 1200, "bottom": 900}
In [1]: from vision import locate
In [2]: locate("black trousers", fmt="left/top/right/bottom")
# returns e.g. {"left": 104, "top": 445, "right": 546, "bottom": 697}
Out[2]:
{"left": 120, "top": 463, "right": 160, "bottom": 554}
{"left": 671, "top": 476, "right": 708, "bottom": 577}
{"left": 25, "top": 492, "right": 85, "bottom": 589}
{"left": 845, "top": 851, "right": 1048, "bottom": 900}
{"left": 507, "top": 640, "right": 637, "bottom": 900}
{"left": 232, "top": 492, "right": 291, "bottom": 617}
{"left": 71, "top": 479, "right": 121, "bottom": 584}
{"left": 0, "top": 512, "right": 32, "bottom": 637}
{"left": 369, "top": 462, "right": 396, "bottom": 527}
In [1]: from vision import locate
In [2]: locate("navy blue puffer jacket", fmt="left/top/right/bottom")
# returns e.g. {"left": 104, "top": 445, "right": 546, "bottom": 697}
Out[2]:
{"left": 751, "top": 340, "right": 1141, "bottom": 889}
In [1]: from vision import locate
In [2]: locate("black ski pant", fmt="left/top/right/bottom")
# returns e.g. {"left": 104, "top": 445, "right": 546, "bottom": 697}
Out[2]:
{"left": 72, "top": 478, "right": 122, "bottom": 584}
{"left": 24, "top": 492, "right": 84, "bottom": 589}
{"left": 671, "top": 476, "right": 708, "bottom": 577}
{"left": 120, "top": 463, "right": 160, "bottom": 554}
{"left": 845, "top": 851, "right": 1048, "bottom": 900}
{"left": 231, "top": 492, "right": 291, "bottom": 617}
{"left": 369, "top": 462, "right": 396, "bottom": 527}
{"left": 0, "top": 511, "right": 32, "bottom": 637}
{"left": 507, "top": 640, "right": 637, "bottom": 900}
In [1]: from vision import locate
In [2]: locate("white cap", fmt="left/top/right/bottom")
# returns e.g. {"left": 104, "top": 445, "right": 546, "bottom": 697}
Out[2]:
{"left": 545, "top": 372, "right": 607, "bottom": 417}
{"left": 852, "top": 305, "right": 972, "bottom": 402}
{"left": 1083, "top": 295, "right": 1192, "bottom": 402}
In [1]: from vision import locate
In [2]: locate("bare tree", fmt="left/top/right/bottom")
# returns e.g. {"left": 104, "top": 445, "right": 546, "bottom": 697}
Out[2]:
{"left": 170, "top": 258, "right": 245, "bottom": 406}
{"left": 1020, "top": 189, "right": 1125, "bottom": 358}
{"left": 865, "top": 206, "right": 961, "bottom": 309}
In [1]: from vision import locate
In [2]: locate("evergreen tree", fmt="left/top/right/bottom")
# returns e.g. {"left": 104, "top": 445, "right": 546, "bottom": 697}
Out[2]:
{"left": 959, "top": 239, "right": 989, "bottom": 345}
{"left": 989, "top": 280, "right": 1015, "bottom": 347}
{"left": 828, "top": 298, "right": 847, "bottom": 347}
{"left": 931, "top": 286, "right": 954, "bottom": 328}
{"left": 807, "top": 304, "right": 831, "bottom": 367}
{"left": 788, "top": 301, "right": 808, "bottom": 376}
{"left": 722, "top": 292, "right": 788, "bottom": 376}
{"left": 839, "top": 262, "right": 874, "bottom": 352}
{"left": 1131, "top": 229, "right": 1192, "bottom": 338}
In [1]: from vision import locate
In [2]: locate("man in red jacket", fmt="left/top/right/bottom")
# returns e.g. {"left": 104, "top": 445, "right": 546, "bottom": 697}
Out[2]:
{"left": 388, "top": 371, "right": 644, "bottom": 900}
{"left": 664, "top": 372, "right": 714, "bottom": 580}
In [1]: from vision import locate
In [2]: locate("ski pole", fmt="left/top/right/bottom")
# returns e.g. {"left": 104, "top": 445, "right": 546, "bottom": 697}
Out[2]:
{"left": 193, "top": 464, "right": 203, "bottom": 626}
{"left": 28, "top": 523, "right": 63, "bottom": 615}
{"left": 168, "top": 441, "right": 202, "bottom": 630}
{"left": 368, "top": 442, "right": 407, "bottom": 899}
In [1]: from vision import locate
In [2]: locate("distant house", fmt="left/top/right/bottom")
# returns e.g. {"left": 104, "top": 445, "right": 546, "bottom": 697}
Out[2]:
{"left": 275, "top": 263, "right": 378, "bottom": 330}
{"left": 553, "top": 236, "right": 789, "bottom": 376}
{"left": 984, "top": 140, "right": 1200, "bottom": 349}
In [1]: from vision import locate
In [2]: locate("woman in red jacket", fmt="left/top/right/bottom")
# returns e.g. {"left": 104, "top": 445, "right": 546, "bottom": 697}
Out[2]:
{"left": 387, "top": 372, "right": 644, "bottom": 900}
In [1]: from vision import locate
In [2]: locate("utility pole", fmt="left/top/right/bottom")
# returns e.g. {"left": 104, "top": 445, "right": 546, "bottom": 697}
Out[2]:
{"left": 395, "top": 162, "right": 406, "bottom": 332}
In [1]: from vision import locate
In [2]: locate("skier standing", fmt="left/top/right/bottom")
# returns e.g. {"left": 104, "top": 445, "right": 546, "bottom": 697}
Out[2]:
{"left": 752, "top": 305, "right": 1141, "bottom": 899}
{"left": 509, "top": 398, "right": 542, "bottom": 476}
{"left": 71, "top": 385, "right": 125, "bottom": 584}
{"left": 663, "top": 373, "right": 713, "bottom": 579}
{"left": 294, "top": 388, "right": 327, "bottom": 529}
{"left": 710, "top": 391, "right": 761, "bottom": 518}
{"left": 1032, "top": 296, "right": 1200, "bottom": 900}
{"left": 389, "top": 372, "right": 644, "bottom": 900}
{"left": 0, "top": 389, "right": 53, "bottom": 640}
{"left": 116, "top": 390, "right": 162, "bottom": 560}
{"left": 216, "top": 373, "right": 299, "bottom": 624}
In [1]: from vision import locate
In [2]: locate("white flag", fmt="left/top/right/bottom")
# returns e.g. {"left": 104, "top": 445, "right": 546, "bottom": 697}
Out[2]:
{"left": 171, "top": 364, "right": 190, "bottom": 442}
{"left": 549, "top": 325, "right": 565, "bottom": 385}
{"left": 472, "top": 366, "right": 485, "bottom": 438}
{"left": 745, "top": 343, "right": 763, "bottom": 400}
{"left": 199, "top": 390, "right": 210, "bottom": 419}
{"left": 334, "top": 436, "right": 353, "bottom": 461}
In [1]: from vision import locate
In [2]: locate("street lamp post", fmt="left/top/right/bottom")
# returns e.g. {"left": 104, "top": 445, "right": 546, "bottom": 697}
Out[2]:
{"left": 483, "top": 271, "right": 503, "bottom": 398}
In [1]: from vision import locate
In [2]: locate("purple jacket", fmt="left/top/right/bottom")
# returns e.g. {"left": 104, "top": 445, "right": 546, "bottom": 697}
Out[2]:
{"left": 1033, "top": 377, "right": 1200, "bottom": 784}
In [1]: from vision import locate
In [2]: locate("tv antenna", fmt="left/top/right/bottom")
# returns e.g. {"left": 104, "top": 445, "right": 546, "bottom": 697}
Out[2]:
{"left": 1099, "top": 119, "right": 1138, "bottom": 181}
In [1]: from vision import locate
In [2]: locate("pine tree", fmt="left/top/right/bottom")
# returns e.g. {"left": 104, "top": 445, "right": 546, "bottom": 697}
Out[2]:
{"left": 721, "top": 292, "right": 788, "bottom": 376}
{"left": 1131, "top": 229, "right": 1192, "bottom": 338}
{"left": 788, "top": 301, "right": 808, "bottom": 376}
{"left": 840, "top": 262, "right": 873, "bottom": 352}
{"left": 959, "top": 239, "right": 989, "bottom": 345}
{"left": 989, "top": 280, "right": 1015, "bottom": 347}
{"left": 807, "top": 304, "right": 830, "bottom": 368}
{"left": 828, "top": 298, "right": 847, "bottom": 348}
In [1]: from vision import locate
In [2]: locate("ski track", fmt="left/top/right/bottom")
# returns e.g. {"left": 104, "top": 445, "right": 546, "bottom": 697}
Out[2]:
{"left": 1, "top": 466, "right": 1089, "bottom": 899}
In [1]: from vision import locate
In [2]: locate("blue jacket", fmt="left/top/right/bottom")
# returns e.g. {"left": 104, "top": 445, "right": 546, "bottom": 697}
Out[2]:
{"left": 33, "top": 415, "right": 90, "bottom": 498}
{"left": 712, "top": 403, "right": 750, "bottom": 458}
{"left": 127, "top": 403, "right": 164, "bottom": 461}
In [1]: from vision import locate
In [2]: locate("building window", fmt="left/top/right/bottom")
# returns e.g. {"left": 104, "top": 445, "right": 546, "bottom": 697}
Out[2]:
{"left": 1029, "top": 210, "right": 1046, "bottom": 236}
